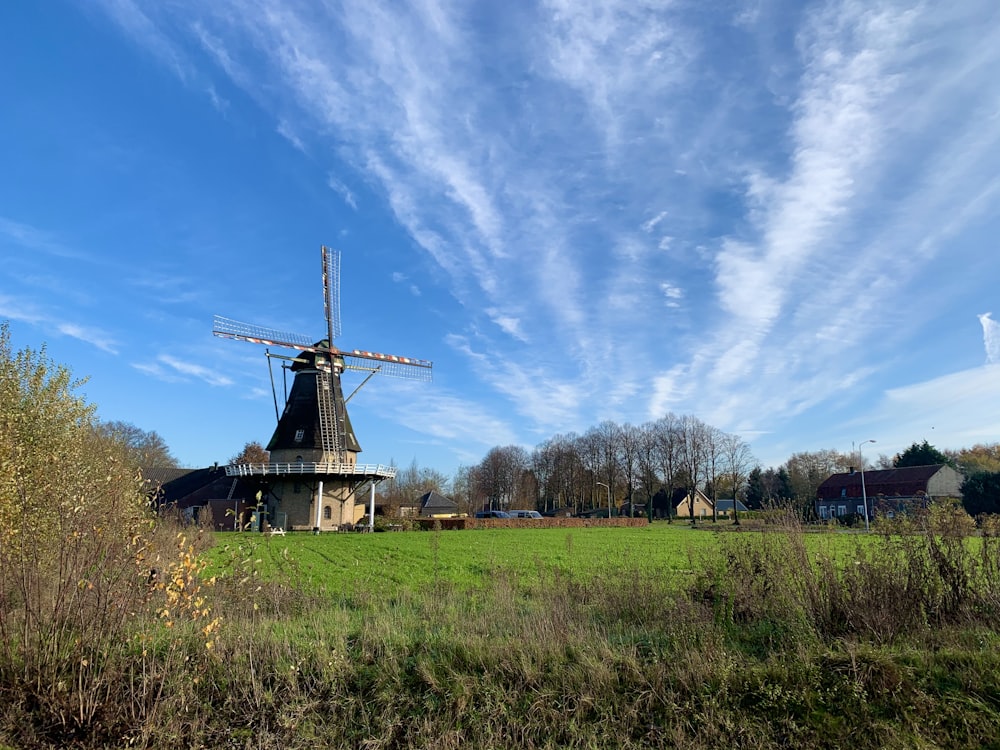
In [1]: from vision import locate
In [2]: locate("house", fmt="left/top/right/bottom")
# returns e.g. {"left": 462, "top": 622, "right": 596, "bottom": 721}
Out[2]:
{"left": 714, "top": 499, "right": 749, "bottom": 519}
{"left": 673, "top": 488, "right": 715, "bottom": 519}
{"left": 144, "top": 465, "right": 261, "bottom": 531}
{"left": 815, "top": 464, "right": 963, "bottom": 520}
{"left": 670, "top": 489, "right": 748, "bottom": 519}
{"left": 418, "top": 490, "right": 459, "bottom": 517}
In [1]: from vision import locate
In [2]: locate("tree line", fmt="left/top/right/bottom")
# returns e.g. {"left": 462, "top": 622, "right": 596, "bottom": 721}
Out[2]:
{"left": 441, "top": 415, "right": 756, "bottom": 522}
{"left": 434, "top": 431, "right": 1000, "bottom": 522}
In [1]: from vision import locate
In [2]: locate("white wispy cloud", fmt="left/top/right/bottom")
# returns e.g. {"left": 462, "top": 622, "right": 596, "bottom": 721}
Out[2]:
{"left": 981, "top": 312, "right": 1000, "bottom": 364}
{"left": 94, "top": 0, "right": 195, "bottom": 82}
{"left": 642, "top": 211, "right": 668, "bottom": 233}
{"left": 0, "top": 295, "right": 119, "bottom": 353}
{"left": 134, "top": 354, "right": 233, "bottom": 386}
{"left": 393, "top": 391, "right": 519, "bottom": 448}
{"left": 0, "top": 217, "right": 82, "bottom": 259}
{"left": 660, "top": 283, "right": 683, "bottom": 308}
{"left": 56, "top": 324, "right": 119, "bottom": 354}
{"left": 0, "top": 296, "right": 46, "bottom": 327}
{"left": 391, "top": 271, "right": 421, "bottom": 296}
{"left": 327, "top": 174, "right": 357, "bottom": 210}
{"left": 276, "top": 120, "right": 306, "bottom": 152}
{"left": 485, "top": 309, "right": 527, "bottom": 342}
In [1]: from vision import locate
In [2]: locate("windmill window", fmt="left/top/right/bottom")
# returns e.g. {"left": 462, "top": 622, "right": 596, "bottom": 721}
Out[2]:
{"left": 294, "top": 430, "right": 305, "bottom": 444}
{"left": 323, "top": 506, "right": 332, "bottom": 520}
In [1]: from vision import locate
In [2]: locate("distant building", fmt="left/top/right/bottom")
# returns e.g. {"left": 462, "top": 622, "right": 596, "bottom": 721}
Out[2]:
{"left": 815, "top": 464, "right": 963, "bottom": 520}
{"left": 673, "top": 488, "right": 715, "bottom": 519}
{"left": 418, "top": 490, "right": 459, "bottom": 517}
{"left": 714, "top": 499, "right": 749, "bottom": 518}
{"left": 671, "top": 489, "right": 748, "bottom": 519}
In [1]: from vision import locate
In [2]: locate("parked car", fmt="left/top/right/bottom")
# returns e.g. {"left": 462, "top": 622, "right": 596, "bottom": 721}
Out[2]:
{"left": 474, "top": 510, "right": 511, "bottom": 519}
{"left": 510, "top": 510, "right": 543, "bottom": 519}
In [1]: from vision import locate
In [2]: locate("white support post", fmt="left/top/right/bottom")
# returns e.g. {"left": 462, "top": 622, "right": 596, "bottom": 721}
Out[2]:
{"left": 315, "top": 480, "right": 324, "bottom": 531}
{"left": 369, "top": 481, "right": 376, "bottom": 533}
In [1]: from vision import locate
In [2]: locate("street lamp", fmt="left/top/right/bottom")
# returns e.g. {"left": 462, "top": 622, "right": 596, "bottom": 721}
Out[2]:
{"left": 596, "top": 481, "right": 612, "bottom": 519}
{"left": 859, "top": 439, "right": 876, "bottom": 532}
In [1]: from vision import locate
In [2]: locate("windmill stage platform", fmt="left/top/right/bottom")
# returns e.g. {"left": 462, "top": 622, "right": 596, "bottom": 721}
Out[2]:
{"left": 225, "top": 461, "right": 396, "bottom": 480}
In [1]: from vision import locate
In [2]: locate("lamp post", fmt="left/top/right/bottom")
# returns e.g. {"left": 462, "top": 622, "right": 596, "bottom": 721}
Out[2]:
{"left": 596, "top": 481, "right": 612, "bottom": 519}
{"left": 859, "top": 439, "right": 876, "bottom": 532}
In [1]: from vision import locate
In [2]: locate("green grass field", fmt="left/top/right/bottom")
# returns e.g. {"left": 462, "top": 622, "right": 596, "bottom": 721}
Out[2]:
{"left": 208, "top": 522, "right": 728, "bottom": 593}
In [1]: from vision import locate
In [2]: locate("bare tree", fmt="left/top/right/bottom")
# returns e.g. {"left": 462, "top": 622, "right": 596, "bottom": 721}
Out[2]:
{"left": 703, "top": 425, "right": 725, "bottom": 523}
{"left": 451, "top": 465, "right": 476, "bottom": 515}
{"left": 652, "top": 413, "right": 683, "bottom": 521}
{"left": 783, "top": 449, "right": 852, "bottom": 518}
{"left": 635, "top": 422, "right": 660, "bottom": 518}
{"left": 532, "top": 435, "right": 587, "bottom": 513}
{"left": 617, "top": 423, "right": 642, "bottom": 514}
{"left": 720, "top": 433, "right": 755, "bottom": 525}
{"left": 677, "top": 415, "right": 711, "bottom": 523}
{"left": 589, "top": 421, "right": 622, "bottom": 515}
{"left": 575, "top": 429, "right": 602, "bottom": 511}
{"left": 378, "top": 459, "right": 450, "bottom": 516}
{"left": 475, "top": 445, "right": 529, "bottom": 511}
{"left": 95, "top": 419, "right": 179, "bottom": 468}
{"left": 553, "top": 434, "right": 589, "bottom": 514}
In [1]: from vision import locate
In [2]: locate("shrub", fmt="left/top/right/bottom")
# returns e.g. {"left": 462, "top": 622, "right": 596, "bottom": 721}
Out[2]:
{"left": 0, "top": 323, "right": 219, "bottom": 746}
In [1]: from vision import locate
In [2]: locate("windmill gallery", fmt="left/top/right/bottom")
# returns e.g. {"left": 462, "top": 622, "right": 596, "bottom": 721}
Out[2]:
{"left": 178, "top": 247, "right": 433, "bottom": 532}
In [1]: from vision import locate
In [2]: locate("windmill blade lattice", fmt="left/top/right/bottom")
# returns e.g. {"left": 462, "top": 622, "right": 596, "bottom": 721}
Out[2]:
{"left": 322, "top": 245, "right": 342, "bottom": 343}
{"left": 343, "top": 353, "right": 433, "bottom": 380}
{"left": 213, "top": 316, "right": 317, "bottom": 352}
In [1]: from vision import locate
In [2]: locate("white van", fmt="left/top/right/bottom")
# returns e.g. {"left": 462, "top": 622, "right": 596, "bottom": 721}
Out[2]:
{"left": 510, "top": 510, "right": 543, "bottom": 519}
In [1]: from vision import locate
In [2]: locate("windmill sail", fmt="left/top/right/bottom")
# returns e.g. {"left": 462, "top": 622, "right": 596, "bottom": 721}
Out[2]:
{"left": 322, "top": 245, "right": 342, "bottom": 342}
{"left": 213, "top": 316, "right": 316, "bottom": 352}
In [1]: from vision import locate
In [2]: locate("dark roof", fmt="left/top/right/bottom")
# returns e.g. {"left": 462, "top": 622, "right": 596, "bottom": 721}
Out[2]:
{"left": 715, "top": 499, "right": 749, "bottom": 512}
{"left": 419, "top": 490, "right": 458, "bottom": 514}
{"left": 142, "top": 467, "right": 194, "bottom": 489}
{"left": 145, "top": 465, "right": 258, "bottom": 508}
{"left": 817, "top": 464, "right": 948, "bottom": 500}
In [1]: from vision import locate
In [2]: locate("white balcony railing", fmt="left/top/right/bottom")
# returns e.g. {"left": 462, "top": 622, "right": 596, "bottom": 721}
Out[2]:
{"left": 225, "top": 462, "right": 397, "bottom": 478}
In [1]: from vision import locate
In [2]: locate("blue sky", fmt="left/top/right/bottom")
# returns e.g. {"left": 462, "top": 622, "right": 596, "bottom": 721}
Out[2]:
{"left": 2, "top": 0, "right": 999, "bottom": 476}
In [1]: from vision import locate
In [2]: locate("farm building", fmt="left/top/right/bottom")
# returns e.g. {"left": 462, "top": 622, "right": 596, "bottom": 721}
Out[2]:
{"left": 418, "top": 490, "right": 459, "bottom": 517}
{"left": 815, "top": 464, "right": 963, "bottom": 520}
{"left": 144, "top": 465, "right": 260, "bottom": 531}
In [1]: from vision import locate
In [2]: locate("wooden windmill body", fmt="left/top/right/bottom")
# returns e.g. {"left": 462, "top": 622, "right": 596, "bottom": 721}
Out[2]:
{"left": 213, "top": 247, "right": 432, "bottom": 531}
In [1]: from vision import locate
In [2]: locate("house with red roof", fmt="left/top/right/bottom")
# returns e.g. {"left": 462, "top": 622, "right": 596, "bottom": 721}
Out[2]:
{"left": 815, "top": 464, "right": 963, "bottom": 520}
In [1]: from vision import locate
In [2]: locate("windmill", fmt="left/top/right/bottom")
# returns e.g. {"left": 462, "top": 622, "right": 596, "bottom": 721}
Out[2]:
{"left": 213, "top": 246, "right": 432, "bottom": 531}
